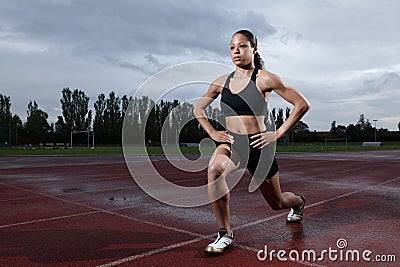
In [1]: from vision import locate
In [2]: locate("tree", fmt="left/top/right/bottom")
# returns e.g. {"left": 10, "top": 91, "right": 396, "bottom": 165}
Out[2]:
{"left": 55, "top": 88, "right": 92, "bottom": 143}
{"left": 271, "top": 108, "right": 276, "bottom": 124}
{"left": 23, "top": 101, "right": 51, "bottom": 145}
{"left": 54, "top": 115, "right": 67, "bottom": 143}
{"left": 330, "top": 120, "right": 346, "bottom": 137}
{"left": 336, "top": 125, "right": 347, "bottom": 136}
{"left": 285, "top": 107, "right": 291, "bottom": 121}
{"left": 105, "top": 91, "right": 122, "bottom": 144}
{"left": 276, "top": 108, "right": 284, "bottom": 129}
{"left": 271, "top": 108, "right": 286, "bottom": 145}
{"left": 346, "top": 123, "right": 357, "bottom": 140}
{"left": 398, "top": 122, "right": 400, "bottom": 131}
{"left": 123, "top": 96, "right": 151, "bottom": 145}
{"left": 330, "top": 121, "right": 337, "bottom": 134}
{"left": 278, "top": 107, "right": 291, "bottom": 145}
{"left": 0, "top": 94, "right": 12, "bottom": 126}
{"left": 152, "top": 99, "right": 178, "bottom": 144}
{"left": 357, "top": 114, "right": 372, "bottom": 132}
{"left": 120, "top": 95, "right": 131, "bottom": 125}
{"left": 294, "top": 121, "right": 310, "bottom": 134}
{"left": 94, "top": 93, "right": 133, "bottom": 145}
{"left": 93, "top": 93, "right": 107, "bottom": 144}
{"left": 10, "top": 114, "right": 23, "bottom": 145}
{"left": 357, "top": 114, "right": 374, "bottom": 140}
{"left": 0, "top": 94, "right": 12, "bottom": 146}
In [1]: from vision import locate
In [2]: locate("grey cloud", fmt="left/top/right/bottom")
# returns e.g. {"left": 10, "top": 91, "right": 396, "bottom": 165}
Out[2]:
{"left": 145, "top": 54, "right": 160, "bottom": 67}
{"left": 324, "top": 71, "right": 400, "bottom": 130}
{"left": 363, "top": 72, "right": 400, "bottom": 93}
{"left": 145, "top": 54, "right": 166, "bottom": 73}
{"left": 102, "top": 56, "right": 155, "bottom": 76}
{"left": 0, "top": 0, "right": 278, "bottom": 80}
{"left": 103, "top": 53, "right": 166, "bottom": 76}
{"left": 0, "top": 0, "right": 277, "bottom": 59}
{"left": 1, "top": 0, "right": 400, "bottom": 131}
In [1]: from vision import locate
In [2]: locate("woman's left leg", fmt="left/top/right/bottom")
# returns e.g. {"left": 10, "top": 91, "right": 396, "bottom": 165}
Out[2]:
{"left": 258, "top": 171, "right": 303, "bottom": 211}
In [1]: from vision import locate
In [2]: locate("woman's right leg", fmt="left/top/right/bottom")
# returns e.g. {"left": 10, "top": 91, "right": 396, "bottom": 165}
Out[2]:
{"left": 207, "top": 144, "right": 240, "bottom": 236}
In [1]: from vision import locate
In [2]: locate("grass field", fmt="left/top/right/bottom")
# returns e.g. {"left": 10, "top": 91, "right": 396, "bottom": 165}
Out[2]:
{"left": 0, "top": 142, "right": 399, "bottom": 156}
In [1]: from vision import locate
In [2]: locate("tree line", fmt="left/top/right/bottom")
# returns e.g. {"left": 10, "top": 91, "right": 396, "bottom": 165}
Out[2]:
{"left": 1, "top": 89, "right": 398, "bottom": 147}
{"left": 328, "top": 114, "right": 399, "bottom": 142}
{"left": 1, "top": 89, "right": 311, "bottom": 146}
{"left": 1, "top": 89, "right": 125, "bottom": 146}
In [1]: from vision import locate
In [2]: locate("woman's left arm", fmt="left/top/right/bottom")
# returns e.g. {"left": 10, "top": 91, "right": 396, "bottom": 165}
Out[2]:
{"left": 272, "top": 75, "right": 311, "bottom": 140}
{"left": 251, "top": 73, "right": 310, "bottom": 148}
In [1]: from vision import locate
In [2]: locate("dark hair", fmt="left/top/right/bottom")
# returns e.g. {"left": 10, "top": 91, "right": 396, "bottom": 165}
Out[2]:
{"left": 233, "top": 29, "right": 264, "bottom": 69}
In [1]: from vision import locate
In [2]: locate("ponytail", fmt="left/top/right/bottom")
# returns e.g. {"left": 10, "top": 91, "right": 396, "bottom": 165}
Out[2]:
{"left": 254, "top": 52, "right": 264, "bottom": 70}
{"left": 233, "top": 29, "right": 265, "bottom": 70}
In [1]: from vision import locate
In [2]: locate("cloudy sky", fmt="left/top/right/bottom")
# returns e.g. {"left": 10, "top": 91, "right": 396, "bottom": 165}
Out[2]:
{"left": 1, "top": 0, "right": 399, "bottom": 131}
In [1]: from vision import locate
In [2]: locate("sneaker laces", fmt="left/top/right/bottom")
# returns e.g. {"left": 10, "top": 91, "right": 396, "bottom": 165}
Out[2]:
{"left": 213, "top": 228, "right": 233, "bottom": 245}
{"left": 292, "top": 196, "right": 305, "bottom": 214}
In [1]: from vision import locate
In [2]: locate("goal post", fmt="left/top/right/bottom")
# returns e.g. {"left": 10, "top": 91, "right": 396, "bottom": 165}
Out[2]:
{"left": 324, "top": 138, "right": 348, "bottom": 147}
{"left": 70, "top": 130, "right": 94, "bottom": 149}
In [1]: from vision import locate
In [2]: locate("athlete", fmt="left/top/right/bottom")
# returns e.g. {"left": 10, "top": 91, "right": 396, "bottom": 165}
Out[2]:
{"left": 193, "top": 29, "right": 311, "bottom": 254}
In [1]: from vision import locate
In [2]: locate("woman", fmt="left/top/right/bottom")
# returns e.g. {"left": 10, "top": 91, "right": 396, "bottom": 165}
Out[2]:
{"left": 193, "top": 29, "right": 311, "bottom": 254}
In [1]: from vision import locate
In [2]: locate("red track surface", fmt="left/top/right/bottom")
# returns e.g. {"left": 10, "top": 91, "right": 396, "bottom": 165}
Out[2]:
{"left": 0, "top": 151, "right": 399, "bottom": 266}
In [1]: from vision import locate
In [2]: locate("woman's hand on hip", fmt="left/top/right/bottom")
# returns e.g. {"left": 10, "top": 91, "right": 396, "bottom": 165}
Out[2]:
{"left": 250, "top": 131, "right": 277, "bottom": 149}
{"left": 209, "top": 130, "right": 234, "bottom": 144}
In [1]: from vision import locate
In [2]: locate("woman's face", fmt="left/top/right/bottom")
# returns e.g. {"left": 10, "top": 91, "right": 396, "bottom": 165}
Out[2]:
{"left": 230, "top": 34, "right": 256, "bottom": 67}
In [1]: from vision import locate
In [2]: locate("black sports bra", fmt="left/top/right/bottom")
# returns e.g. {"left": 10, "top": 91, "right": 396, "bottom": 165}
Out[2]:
{"left": 221, "top": 68, "right": 268, "bottom": 116}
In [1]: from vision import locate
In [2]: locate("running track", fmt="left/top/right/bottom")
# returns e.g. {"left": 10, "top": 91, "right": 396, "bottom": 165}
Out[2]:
{"left": 0, "top": 151, "right": 399, "bottom": 266}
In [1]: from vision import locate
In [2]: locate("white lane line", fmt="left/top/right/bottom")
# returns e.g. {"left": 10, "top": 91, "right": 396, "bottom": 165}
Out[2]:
{"left": 0, "top": 163, "right": 394, "bottom": 226}
{"left": 5, "top": 175, "right": 131, "bottom": 186}
{"left": 279, "top": 164, "right": 381, "bottom": 183}
{"left": 0, "top": 183, "right": 205, "bottom": 238}
{"left": 0, "top": 195, "right": 43, "bottom": 202}
{"left": 0, "top": 182, "right": 315, "bottom": 267}
{"left": 1, "top": 162, "right": 396, "bottom": 230}
{"left": 0, "top": 173, "right": 202, "bottom": 202}
{"left": 0, "top": 165, "right": 375, "bottom": 202}
{"left": 1, "top": 168, "right": 190, "bottom": 186}
{"left": 0, "top": 211, "right": 99, "bottom": 229}
{"left": 232, "top": 176, "right": 400, "bottom": 232}
{"left": 2, "top": 171, "right": 399, "bottom": 266}
{"left": 305, "top": 176, "right": 400, "bottom": 209}
{"left": 0, "top": 161, "right": 387, "bottom": 203}
{"left": 96, "top": 236, "right": 208, "bottom": 267}
{"left": 96, "top": 176, "right": 400, "bottom": 267}
{"left": 2, "top": 165, "right": 385, "bottom": 226}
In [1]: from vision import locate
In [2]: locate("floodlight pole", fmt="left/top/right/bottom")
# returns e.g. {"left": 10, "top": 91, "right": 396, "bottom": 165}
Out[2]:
{"left": 373, "top": 119, "right": 377, "bottom": 142}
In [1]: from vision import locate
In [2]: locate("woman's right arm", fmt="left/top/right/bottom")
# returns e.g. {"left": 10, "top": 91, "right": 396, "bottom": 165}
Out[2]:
{"left": 193, "top": 78, "right": 234, "bottom": 144}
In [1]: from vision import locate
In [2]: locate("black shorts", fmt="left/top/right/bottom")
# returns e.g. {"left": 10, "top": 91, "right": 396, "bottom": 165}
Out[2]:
{"left": 217, "top": 131, "right": 279, "bottom": 180}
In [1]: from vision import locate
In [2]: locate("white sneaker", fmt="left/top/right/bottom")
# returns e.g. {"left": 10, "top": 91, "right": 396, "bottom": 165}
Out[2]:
{"left": 205, "top": 230, "right": 234, "bottom": 254}
{"left": 286, "top": 195, "right": 305, "bottom": 223}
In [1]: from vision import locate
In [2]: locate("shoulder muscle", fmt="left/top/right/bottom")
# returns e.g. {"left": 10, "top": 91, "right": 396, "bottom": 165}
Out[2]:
{"left": 257, "top": 69, "right": 285, "bottom": 91}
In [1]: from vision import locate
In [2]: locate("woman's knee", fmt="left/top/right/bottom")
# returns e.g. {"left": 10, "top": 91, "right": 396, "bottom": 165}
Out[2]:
{"left": 208, "top": 161, "right": 227, "bottom": 180}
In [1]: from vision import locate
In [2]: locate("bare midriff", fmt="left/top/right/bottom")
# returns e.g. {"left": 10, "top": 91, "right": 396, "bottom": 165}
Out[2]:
{"left": 225, "top": 115, "right": 266, "bottom": 135}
